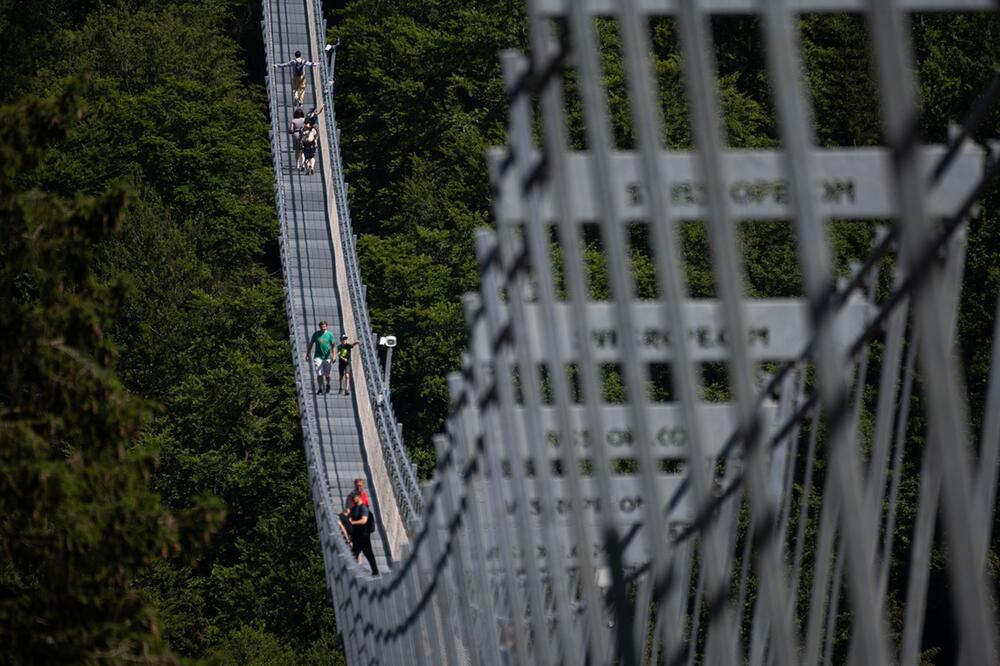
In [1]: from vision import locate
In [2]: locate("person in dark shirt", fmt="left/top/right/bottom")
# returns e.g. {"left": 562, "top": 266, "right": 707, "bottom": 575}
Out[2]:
{"left": 300, "top": 121, "right": 318, "bottom": 175}
{"left": 340, "top": 478, "right": 369, "bottom": 548}
{"left": 349, "top": 493, "right": 379, "bottom": 576}
{"left": 337, "top": 333, "right": 358, "bottom": 395}
{"left": 288, "top": 107, "right": 306, "bottom": 171}
{"left": 304, "top": 104, "right": 323, "bottom": 129}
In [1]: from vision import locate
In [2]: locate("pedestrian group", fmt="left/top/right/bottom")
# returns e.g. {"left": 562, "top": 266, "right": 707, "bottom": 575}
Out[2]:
{"left": 337, "top": 478, "right": 380, "bottom": 577}
{"left": 306, "top": 321, "right": 377, "bottom": 576}
{"left": 273, "top": 50, "right": 323, "bottom": 174}
{"left": 283, "top": 46, "right": 381, "bottom": 577}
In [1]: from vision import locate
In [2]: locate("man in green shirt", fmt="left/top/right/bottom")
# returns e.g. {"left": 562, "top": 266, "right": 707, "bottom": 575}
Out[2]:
{"left": 304, "top": 320, "right": 335, "bottom": 394}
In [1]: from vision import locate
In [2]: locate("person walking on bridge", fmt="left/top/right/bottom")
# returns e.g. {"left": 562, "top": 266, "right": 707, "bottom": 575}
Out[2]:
{"left": 338, "top": 478, "right": 370, "bottom": 550}
{"left": 349, "top": 493, "right": 379, "bottom": 576}
{"left": 288, "top": 107, "right": 306, "bottom": 171}
{"left": 347, "top": 478, "right": 369, "bottom": 507}
{"left": 337, "top": 333, "right": 358, "bottom": 395}
{"left": 273, "top": 50, "right": 317, "bottom": 107}
{"left": 300, "top": 120, "right": 319, "bottom": 175}
{"left": 304, "top": 104, "right": 323, "bottom": 129}
{"left": 304, "top": 320, "right": 335, "bottom": 394}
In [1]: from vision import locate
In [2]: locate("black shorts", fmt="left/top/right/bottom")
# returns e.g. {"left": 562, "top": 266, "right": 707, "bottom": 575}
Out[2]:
{"left": 338, "top": 358, "right": 350, "bottom": 377}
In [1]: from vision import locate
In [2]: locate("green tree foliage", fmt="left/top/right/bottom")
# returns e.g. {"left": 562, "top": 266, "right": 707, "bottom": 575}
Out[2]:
{"left": 0, "top": 86, "right": 223, "bottom": 664}
{"left": 332, "top": 0, "right": 527, "bottom": 475}
{"left": 2, "top": 0, "right": 343, "bottom": 661}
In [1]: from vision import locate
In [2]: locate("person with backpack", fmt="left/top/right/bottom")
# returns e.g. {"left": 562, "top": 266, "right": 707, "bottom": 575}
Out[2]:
{"left": 304, "top": 104, "right": 323, "bottom": 129}
{"left": 339, "top": 478, "right": 369, "bottom": 549}
{"left": 300, "top": 120, "right": 319, "bottom": 175}
{"left": 288, "top": 107, "right": 306, "bottom": 171}
{"left": 273, "top": 50, "right": 318, "bottom": 106}
{"left": 349, "top": 493, "right": 379, "bottom": 576}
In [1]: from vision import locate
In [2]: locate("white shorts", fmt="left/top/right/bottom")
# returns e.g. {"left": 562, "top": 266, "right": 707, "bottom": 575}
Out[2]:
{"left": 313, "top": 357, "right": 333, "bottom": 377}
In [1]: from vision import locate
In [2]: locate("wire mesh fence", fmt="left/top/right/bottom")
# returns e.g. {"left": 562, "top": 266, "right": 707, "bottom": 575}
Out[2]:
{"left": 268, "top": 0, "right": 1000, "bottom": 663}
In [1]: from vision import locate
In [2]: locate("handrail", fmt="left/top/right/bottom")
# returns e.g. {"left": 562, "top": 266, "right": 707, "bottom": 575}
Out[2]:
{"left": 260, "top": 1, "right": 1000, "bottom": 664}
{"left": 261, "top": 0, "right": 362, "bottom": 582}
{"left": 307, "top": 2, "right": 423, "bottom": 527}
{"left": 263, "top": 6, "right": 434, "bottom": 659}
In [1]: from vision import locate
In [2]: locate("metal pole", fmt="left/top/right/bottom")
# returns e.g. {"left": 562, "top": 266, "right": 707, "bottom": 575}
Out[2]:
{"left": 384, "top": 346, "right": 393, "bottom": 393}
{"left": 327, "top": 38, "right": 340, "bottom": 94}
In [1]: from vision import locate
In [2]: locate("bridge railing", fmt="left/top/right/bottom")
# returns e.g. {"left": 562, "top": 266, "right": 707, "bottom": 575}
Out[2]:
{"left": 261, "top": 8, "right": 431, "bottom": 661}
{"left": 306, "top": 0, "right": 423, "bottom": 529}
{"left": 267, "top": 0, "right": 1000, "bottom": 664}
{"left": 260, "top": 0, "right": 372, "bottom": 589}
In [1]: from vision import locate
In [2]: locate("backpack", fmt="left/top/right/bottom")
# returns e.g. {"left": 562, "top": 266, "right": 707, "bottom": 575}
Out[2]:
{"left": 352, "top": 503, "right": 375, "bottom": 534}
{"left": 293, "top": 59, "right": 305, "bottom": 76}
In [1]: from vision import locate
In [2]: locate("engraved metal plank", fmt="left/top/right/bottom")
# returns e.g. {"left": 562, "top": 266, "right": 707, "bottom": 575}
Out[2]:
{"left": 469, "top": 473, "right": 695, "bottom": 567}
{"left": 479, "top": 521, "right": 672, "bottom": 569}
{"left": 512, "top": 474, "right": 690, "bottom": 523}
{"left": 489, "top": 145, "right": 984, "bottom": 222}
{"left": 505, "top": 402, "right": 779, "bottom": 460}
{"left": 531, "top": 0, "right": 993, "bottom": 16}
{"left": 469, "top": 297, "right": 869, "bottom": 363}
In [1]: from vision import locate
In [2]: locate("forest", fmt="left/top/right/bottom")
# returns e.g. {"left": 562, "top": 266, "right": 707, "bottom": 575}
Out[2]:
{"left": 1, "top": 0, "right": 998, "bottom": 663}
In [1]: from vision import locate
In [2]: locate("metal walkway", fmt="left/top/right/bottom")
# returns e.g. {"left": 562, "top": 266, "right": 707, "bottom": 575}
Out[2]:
{"left": 263, "top": 0, "right": 420, "bottom": 578}
{"left": 262, "top": 0, "right": 1000, "bottom": 664}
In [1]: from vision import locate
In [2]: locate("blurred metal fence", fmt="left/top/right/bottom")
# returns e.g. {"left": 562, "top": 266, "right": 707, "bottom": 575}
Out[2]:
{"left": 269, "top": 0, "right": 1000, "bottom": 663}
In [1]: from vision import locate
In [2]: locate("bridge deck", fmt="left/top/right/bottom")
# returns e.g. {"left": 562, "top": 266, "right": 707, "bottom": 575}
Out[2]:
{"left": 264, "top": 0, "right": 390, "bottom": 575}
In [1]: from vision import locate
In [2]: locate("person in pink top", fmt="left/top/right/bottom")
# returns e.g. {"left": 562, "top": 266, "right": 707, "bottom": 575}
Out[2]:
{"left": 346, "top": 478, "right": 369, "bottom": 507}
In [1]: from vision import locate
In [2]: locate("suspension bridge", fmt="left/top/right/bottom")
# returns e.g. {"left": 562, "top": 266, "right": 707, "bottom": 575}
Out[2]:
{"left": 263, "top": 0, "right": 1000, "bottom": 663}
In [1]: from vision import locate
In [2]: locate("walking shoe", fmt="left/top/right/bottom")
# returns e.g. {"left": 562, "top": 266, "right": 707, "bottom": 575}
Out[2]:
{"left": 344, "top": 391, "right": 350, "bottom": 396}
{"left": 316, "top": 387, "right": 324, "bottom": 395}
{"left": 325, "top": 384, "right": 331, "bottom": 393}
